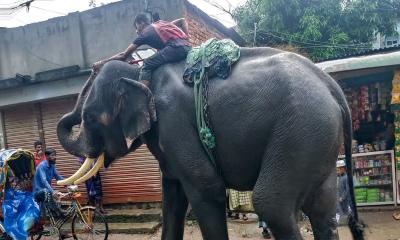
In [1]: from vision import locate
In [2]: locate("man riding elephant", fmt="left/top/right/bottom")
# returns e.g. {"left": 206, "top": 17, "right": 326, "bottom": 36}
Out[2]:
{"left": 92, "top": 13, "right": 191, "bottom": 86}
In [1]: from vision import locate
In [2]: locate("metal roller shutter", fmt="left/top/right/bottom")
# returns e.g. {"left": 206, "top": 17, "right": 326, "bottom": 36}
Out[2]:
{"left": 41, "top": 98, "right": 161, "bottom": 204}
{"left": 100, "top": 147, "right": 162, "bottom": 203}
{"left": 3, "top": 104, "right": 40, "bottom": 150}
{"left": 40, "top": 98, "right": 86, "bottom": 198}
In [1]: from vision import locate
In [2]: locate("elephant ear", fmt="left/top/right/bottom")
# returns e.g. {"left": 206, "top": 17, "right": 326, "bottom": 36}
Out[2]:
{"left": 116, "top": 78, "right": 157, "bottom": 142}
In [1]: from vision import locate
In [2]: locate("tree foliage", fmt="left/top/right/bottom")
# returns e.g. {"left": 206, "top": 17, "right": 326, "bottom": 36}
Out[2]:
{"left": 233, "top": 0, "right": 400, "bottom": 61}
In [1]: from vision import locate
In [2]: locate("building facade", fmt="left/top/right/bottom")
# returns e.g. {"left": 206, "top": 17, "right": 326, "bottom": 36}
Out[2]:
{"left": 373, "top": 21, "right": 400, "bottom": 49}
{"left": 0, "top": 0, "right": 244, "bottom": 204}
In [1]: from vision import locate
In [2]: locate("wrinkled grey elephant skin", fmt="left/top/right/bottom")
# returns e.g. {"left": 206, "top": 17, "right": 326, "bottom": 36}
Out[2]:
{"left": 57, "top": 47, "right": 364, "bottom": 240}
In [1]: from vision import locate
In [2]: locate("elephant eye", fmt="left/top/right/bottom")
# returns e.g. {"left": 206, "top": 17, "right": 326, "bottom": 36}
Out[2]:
{"left": 83, "top": 112, "right": 97, "bottom": 124}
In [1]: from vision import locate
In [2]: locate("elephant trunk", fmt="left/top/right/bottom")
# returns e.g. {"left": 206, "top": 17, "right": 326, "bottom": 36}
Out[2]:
{"left": 57, "top": 71, "right": 97, "bottom": 157}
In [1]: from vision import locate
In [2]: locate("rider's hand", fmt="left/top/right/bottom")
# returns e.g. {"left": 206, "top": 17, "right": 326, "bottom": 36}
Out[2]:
{"left": 92, "top": 60, "right": 105, "bottom": 71}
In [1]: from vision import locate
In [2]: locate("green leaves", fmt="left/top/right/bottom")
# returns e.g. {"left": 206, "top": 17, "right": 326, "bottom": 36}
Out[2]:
{"left": 233, "top": 0, "right": 400, "bottom": 61}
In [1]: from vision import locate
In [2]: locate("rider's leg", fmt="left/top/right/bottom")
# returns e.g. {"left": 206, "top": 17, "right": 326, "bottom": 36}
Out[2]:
{"left": 138, "top": 45, "right": 191, "bottom": 86}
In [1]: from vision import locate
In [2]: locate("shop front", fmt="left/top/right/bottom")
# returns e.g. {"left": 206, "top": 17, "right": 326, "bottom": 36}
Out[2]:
{"left": 0, "top": 73, "right": 163, "bottom": 204}
{"left": 317, "top": 51, "right": 400, "bottom": 206}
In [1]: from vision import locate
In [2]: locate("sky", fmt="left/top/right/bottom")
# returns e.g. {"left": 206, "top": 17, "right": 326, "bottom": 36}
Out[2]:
{"left": 0, "top": 0, "right": 246, "bottom": 28}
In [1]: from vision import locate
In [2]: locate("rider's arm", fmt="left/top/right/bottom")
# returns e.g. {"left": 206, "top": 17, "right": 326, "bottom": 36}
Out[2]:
{"left": 172, "top": 18, "right": 189, "bottom": 34}
{"left": 54, "top": 168, "right": 63, "bottom": 181}
{"left": 93, "top": 44, "right": 139, "bottom": 70}
{"left": 107, "top": 44, "right": 138, "bottom": 62}
{"left": 38, "top": 169, "right": 54, "bottom": 193}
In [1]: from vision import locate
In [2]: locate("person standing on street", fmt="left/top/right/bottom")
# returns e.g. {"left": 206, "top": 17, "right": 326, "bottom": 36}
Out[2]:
{"left": 78, "top": 157, "right": 106, "bottom": 213}
{"left": 33, "top": 140, "right": 46, "bottom": 167}
{"left": 336, "top": 160, "right": 351, "bottom": 223}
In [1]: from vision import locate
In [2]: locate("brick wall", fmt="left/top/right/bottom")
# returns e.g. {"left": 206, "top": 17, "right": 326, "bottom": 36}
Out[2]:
{"left": 183, "top": 9, "right": 225, "bottom": 46}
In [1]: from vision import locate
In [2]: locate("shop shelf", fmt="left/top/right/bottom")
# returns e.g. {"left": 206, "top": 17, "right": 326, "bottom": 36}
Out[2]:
{"left": 338, "top": 150, "right": 396, "bottom": 206}
{"left": 356, "top": 201, "right": 395, "bottom": 206}
{"left": 338, "top": 150, "right": 394, "bottom": 158}
{"left": 354, "top": 183, "right": 392, "bottom": 188}
{"left": 356, "top": 173, "right": 392, "bottom": 177}
{"left": 354, "top": 165, "right": 392, "bottom": 170}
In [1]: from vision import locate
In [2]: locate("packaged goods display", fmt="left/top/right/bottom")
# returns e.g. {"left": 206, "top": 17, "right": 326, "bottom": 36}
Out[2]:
{"left": 341, "top": 81, "right": 393, "bottom": 156}
{"left": 341, "top": 151, "right": 395, "bottom": 205}
{"left": 391, "top": 70, "right": 400, "bottom": 170}
{"left": 391, "top": 70, "right": 400, "bottom": 204}
{"left": 339, "top": 69, "right": 399, "bottom": 206}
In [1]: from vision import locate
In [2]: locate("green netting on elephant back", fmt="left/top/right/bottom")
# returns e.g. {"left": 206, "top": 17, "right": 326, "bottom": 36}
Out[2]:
{"left": 182, "top": 38, "right": 240, "bottom": 169}
{"left": 183, "top": 38, "right": 240, "bottom": 84}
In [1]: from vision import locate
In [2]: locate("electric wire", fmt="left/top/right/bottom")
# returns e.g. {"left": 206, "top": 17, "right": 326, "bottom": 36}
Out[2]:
{"left": 241, "top": 29, "right": 373, "bottom": 50}
{"left": 0, "top": 0, "right": 25, "bottom": 6}
{"left": 260, "top": 30, "right": 371, "bottom": 47}
{"left": 259, "top": 30, "right": 371, "bottom": 49}
{"left": 242, "top": 29, "right": 372, "bottom": 48}
{"left": 30, "top": 5, "right": 65, "bottom": 15}
{"left": 22, "top": 45, "right": 65, "bottom": 67}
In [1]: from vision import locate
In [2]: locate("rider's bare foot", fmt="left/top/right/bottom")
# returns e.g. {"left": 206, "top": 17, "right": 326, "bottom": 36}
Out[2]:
{"left": 140, "top": 80, "right": 150, "bottom": 86}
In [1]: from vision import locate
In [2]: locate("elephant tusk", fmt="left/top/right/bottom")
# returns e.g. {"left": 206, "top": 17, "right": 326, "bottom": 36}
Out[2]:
{"left": 57, "top": 158, "right": 95, "bottom": 185}
{"left": 126, "top": 138, "right": 133, "bottom": 149}
{"left": 73, "top": 153, "right": 104, "bottom": 185}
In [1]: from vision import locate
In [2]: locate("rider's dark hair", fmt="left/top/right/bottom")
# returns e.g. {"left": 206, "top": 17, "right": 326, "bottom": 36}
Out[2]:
{"left": 152, "top": 12, "right": 160, "bottom": 22}
{"left": 134, "top": 13, "right": 150, "bottom": 26}
{"left": 34, "top": 140, "right": 43, "bottom": 148}
{"left": 45, "top": 148, "right": 56, "bottom": 156}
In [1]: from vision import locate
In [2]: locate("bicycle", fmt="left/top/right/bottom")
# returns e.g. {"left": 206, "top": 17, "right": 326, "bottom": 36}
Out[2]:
{"left": 1, "top": 185, "right": 108, "bottom": 240}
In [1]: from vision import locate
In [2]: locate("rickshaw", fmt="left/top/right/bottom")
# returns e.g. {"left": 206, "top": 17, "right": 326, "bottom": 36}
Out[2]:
{"left": 0, "top": 149, "right": 108, "bottom": 240}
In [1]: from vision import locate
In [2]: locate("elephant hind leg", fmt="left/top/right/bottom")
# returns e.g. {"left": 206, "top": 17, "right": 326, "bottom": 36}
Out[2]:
{"left": 253, "top": 185, "right": 302, "bottom": 239}
{"left": 302, "top": 170, "right": 338, "bottom": 240}
{"left": 252, "top": 164, "right": 303, "bottom": 239}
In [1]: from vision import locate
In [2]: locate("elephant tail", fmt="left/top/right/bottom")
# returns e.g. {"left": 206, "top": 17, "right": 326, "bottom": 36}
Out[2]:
{"left": 342, "top": 102, "right": 365, "bottom": 240}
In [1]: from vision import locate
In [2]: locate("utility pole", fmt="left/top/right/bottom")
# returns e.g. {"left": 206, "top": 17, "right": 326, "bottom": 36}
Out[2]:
{"left": 253, "top": 22, "right": 257, "bottom": 47}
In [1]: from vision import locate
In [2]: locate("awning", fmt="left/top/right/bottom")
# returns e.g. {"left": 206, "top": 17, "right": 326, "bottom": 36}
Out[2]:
{"left": 316, "top": 51, "right": 400, "bottom": 73}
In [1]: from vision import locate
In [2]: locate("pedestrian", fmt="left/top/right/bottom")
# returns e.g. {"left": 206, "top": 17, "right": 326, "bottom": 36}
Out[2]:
{"left": 92, "top": 13, "right": 191, "bottom": 87}
{"left": 78, "top": 157, "right": 106, "bottom": 213}
{"left": 228, "top": 189, "right": 253, "bottom": 220}
{"left": 258, "top": 220, "right": 271, "bottom": 239}
{"left": 336, "top": 160, "right": 351, "bottom": 223}
{"left": 33, "top": 140, "right": 46, "bottom": 167}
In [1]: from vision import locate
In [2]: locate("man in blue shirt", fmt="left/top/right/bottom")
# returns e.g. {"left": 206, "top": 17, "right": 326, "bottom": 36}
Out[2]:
{"left": 33, "top": 148, "right": 63, "bottom": 195}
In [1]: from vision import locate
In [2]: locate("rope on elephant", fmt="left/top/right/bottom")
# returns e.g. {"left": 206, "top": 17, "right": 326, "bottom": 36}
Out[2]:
{"left": 183, "top": 38, "right": 240, "bottom": 167}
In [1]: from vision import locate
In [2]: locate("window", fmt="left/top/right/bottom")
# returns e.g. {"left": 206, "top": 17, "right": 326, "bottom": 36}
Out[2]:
{"left": 0, "top": 111, "right": 4, "bottom": 150}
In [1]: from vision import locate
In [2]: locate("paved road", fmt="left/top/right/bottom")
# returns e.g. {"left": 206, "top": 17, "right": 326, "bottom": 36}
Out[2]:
{"left": 130, "top": 211, "right": 400, "bottom": 240}
{"left": 41, "top": 210, "right": 400, "bottom": 239}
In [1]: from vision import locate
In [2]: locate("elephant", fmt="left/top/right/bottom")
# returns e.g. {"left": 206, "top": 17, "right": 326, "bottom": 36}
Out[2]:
{"left": 57, "top": 47, "right": 364, "bottom": 240}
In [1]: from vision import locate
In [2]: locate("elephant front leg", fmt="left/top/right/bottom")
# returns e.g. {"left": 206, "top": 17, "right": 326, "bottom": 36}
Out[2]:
{"left": 161, "top": 177, "right": 188, "bottom": 240}
{"left": 159, "top": 120, "right": 229, "bottom": 240}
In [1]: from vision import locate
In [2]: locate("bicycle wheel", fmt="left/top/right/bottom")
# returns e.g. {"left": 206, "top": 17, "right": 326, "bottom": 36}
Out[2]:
{"left": 71, "top": 206, "right": 108, "bottom": 240}
{"left": 0, "top": 222, "right": 11, "bottom": 240}
{"left": 30, "top": 233, "right": 42, "bottom": 240}
{"left": 0, "top": 232, "right": 12, "bottom": 240}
